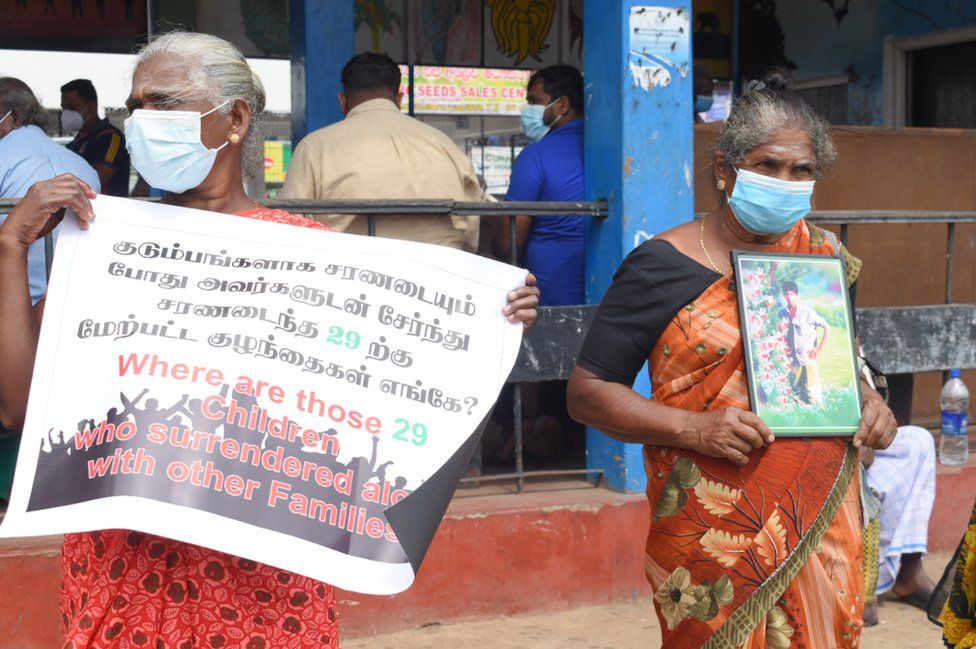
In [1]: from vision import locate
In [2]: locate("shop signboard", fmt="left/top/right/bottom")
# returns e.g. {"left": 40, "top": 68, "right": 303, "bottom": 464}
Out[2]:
{"left": 409, "top": 67, "right": 530, "bottom": 116}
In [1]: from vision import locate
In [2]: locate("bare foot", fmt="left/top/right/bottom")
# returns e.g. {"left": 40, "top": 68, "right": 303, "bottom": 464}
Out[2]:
{"left": 863, "top": 601, "right": 879, "bottom": 627}
{"left": 892, "top": 553, "right": 936, "bottom": 598}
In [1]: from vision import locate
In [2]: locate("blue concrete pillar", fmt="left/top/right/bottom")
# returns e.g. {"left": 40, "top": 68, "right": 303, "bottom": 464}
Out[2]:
{"left": 289, "top": 0, "right": 354, "bottom": 145}
{"left": 583, "top": 0, "right": 694, "bottom": 493}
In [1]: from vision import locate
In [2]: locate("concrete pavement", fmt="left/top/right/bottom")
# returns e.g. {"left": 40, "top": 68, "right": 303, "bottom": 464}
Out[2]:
{"left": 346, "top": 553, "right": 953, "bottom": 649}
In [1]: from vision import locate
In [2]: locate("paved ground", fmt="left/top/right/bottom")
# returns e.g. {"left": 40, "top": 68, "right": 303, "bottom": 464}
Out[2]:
{"left": 347, "top": 554, "right": 952, "bottom": 649}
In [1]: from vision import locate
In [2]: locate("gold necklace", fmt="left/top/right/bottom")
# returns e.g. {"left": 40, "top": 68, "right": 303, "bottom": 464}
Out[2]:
{"left": 699, "top": 214, "right": 725, "bottom": 274}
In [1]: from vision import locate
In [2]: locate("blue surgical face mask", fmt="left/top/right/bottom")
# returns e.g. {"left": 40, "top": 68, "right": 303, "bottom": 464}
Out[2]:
{"left": 694, "top": 94, "right": 713, "bottom": 114}
{"left": 727, "top": 167, "right": 815, "bottom": 235}
{"left": 124, "top": 101, "right": 230, "bottom": 194}
{"left": 520, "top": 97, "right": 561, "bottom": 143}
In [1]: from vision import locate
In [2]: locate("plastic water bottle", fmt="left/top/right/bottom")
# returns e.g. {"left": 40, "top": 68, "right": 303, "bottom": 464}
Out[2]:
{"left": 939, "top": 369, "right": 970, "bottom": 465}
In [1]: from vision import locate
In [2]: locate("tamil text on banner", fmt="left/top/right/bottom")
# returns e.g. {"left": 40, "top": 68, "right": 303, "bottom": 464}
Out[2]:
{"left": 0, "top": 196, "right": 526, "bottom": 595}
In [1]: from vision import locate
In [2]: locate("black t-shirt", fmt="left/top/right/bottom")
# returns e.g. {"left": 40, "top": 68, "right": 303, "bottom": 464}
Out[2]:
{"left": 576, "top": 238, "right": 858, "bottom": 387}
{"left": 67, "top": 118, "right": 130, "bottom": 197}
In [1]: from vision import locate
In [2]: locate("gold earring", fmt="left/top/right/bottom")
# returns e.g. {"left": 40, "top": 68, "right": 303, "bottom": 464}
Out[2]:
{"left": 229, "top": 133, "right": 241, "bottom": 144}
{"left": 716, "top": 179, "right": 726, "bottom": 191}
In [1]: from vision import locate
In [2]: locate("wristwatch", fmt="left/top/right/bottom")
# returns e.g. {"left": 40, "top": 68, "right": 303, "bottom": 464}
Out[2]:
{"left": 858, "top": 355, "right": 889, "bottom": 402}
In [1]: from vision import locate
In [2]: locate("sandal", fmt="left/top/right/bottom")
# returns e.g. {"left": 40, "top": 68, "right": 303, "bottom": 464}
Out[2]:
{"left": 897, "top": 589, "right": 935, "bottom": 612}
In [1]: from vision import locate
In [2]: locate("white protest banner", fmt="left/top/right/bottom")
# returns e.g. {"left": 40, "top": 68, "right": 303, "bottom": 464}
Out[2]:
{"left": 0, "top": 196, "right": 525, "bottom": 595}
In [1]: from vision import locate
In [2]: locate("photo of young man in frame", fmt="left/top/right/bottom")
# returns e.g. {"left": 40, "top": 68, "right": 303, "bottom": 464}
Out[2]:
{"left": 735, "top": 252, "right": 861, "bottom": 435}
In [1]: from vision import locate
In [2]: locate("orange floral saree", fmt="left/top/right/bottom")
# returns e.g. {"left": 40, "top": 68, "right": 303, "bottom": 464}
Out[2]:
{"left": 644, "top": 221, "right": 864, "bottom": 648}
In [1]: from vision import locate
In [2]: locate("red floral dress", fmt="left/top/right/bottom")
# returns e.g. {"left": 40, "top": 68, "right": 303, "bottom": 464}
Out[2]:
{"left": 60, "top": 209, "right": 339, "bottom": 648}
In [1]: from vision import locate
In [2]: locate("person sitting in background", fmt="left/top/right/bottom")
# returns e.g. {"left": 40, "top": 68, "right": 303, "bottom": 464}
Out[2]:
{"left": 281, "top": 52, "right": 481, "bottom": 251}
{"left": 862, "top": 421, "right": 937, "bottom": 624}
{"left": 0, "top": 77, "right": 101, "bottom": 304}
{"left": 60, "top": 78, "right": 130, "bottom": 197}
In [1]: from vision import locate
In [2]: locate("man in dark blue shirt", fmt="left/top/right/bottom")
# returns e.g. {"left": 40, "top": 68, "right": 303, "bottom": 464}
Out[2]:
{"left": 494, "top": 64, "right": 584, "bottom": 307}
{"left": 490, "top": 65, "right": 585, "bottom": 464}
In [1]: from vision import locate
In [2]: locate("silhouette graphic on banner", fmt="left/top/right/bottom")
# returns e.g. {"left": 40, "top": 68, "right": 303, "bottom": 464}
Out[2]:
{"left": 29, "top": 385, "right": 411, "bottom": 564}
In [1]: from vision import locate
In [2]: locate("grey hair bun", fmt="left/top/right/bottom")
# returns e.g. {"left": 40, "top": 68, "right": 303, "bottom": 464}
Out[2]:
{"left": 761, "top": 67, "right": 793, "bottom": 93}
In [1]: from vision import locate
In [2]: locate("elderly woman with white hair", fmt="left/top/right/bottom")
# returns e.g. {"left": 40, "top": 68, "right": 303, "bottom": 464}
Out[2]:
{"left": 0, "top": 32, "right": 539, "bottom": 647}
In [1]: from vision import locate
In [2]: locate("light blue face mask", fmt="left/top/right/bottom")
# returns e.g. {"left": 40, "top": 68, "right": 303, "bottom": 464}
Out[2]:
{"left": 520, "top": 97, "right": 561, "bottom": 143}
{"left": 124, "top": 101, "right": 230, "bottom": 194}
{"left": 694, "top": 95, "right": 713, "bottom": 114}
{"left": 727, "top": 167, "right": 815, "bottom": 235}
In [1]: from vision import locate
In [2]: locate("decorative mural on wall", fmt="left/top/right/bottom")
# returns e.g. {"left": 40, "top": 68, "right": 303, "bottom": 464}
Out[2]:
{"left": 356, "top": 0, "right": 404, "bottom": 52}
{"left": 485, "top": 0, "right": 557, "bottom": 65}
{"left": 568, "top": 0, "right": 583, "bottom": 57}
{"left": 354, "top": 0, "right": 566, "bottom": 69}
{"left": 240, "top": 0, "right": 289, "bottom": 58}
{"left": 354, "top": 0, "right": 406, "bottom": 59}
{"left": 0, "top": 0, "right": 617, "bottom": 72}
{"left": 413, "top": 0, "right": 481, "bottom": 65}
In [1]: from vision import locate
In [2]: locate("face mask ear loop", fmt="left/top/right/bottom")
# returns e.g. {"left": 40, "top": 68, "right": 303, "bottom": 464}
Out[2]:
{"left": 0, "top": 111, "right": 10, "bottom": 125}
{"left": 545, "top": 97, "right": 564, "bottom": 129}
{"left": 199, "top": 100, "right": 233, "bottom": 151}
{"left": 199, "top": 100, "right": 232, "bottom": 119}
{"left": 724, "top": 166, "right": 756, "bottom": 233}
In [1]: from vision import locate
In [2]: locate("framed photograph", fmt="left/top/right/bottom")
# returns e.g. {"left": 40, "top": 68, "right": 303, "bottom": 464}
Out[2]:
{"left": 733, "top": 251, "right": 862, "bottom": 436}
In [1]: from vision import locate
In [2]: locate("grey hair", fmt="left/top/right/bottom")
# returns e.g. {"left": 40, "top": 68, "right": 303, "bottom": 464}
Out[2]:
{"left": 136, "top": 31, "right": 267, "bottom": 177}
{"left": 0, "top": 77, "right": 47, "bottom": 129}
{"left": 715, "top": 69, "right": 837, "bottom": 177}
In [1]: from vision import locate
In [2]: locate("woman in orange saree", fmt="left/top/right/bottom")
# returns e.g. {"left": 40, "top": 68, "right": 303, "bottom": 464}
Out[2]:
{"left": 568, "top": 69, "right": 897, "bottom": 648}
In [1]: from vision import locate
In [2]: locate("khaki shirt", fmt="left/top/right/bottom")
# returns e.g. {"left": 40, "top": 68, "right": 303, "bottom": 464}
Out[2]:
{"left": 281, "top": 99, "right": 481, "bottom": 252}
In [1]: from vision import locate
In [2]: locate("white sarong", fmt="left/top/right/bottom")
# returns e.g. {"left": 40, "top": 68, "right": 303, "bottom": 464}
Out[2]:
{"left": 865, "top": 425, "right": 937, "bottom": 594}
